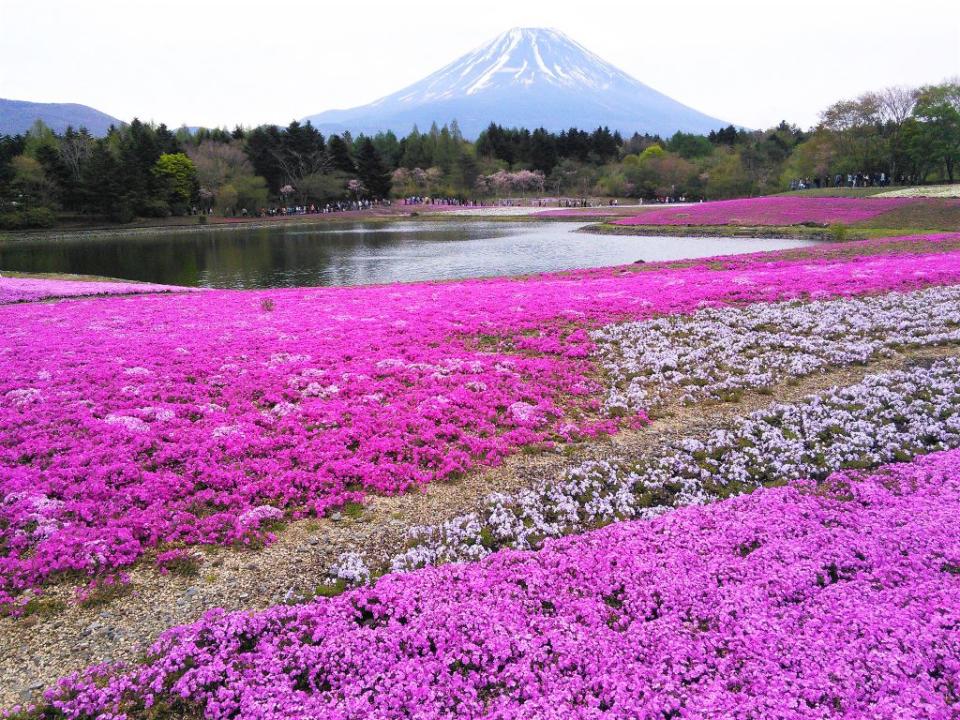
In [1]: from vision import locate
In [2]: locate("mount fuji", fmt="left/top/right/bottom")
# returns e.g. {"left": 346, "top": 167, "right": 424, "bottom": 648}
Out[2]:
{"left": 303, "top": 28, "right": 730, "bottom": 139}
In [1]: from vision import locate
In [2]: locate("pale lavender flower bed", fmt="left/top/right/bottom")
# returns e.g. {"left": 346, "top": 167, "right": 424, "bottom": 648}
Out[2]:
{"left": 41, "top": 449, "right": 960, "bottom": 719}
{"left": 595, "top": 284, "right": 960, "bottom": 413}
{"left": 373, "top": 356, "right": 960, "bottom": 577}
{"left": 0, "top": 277, "right": 190, "bottom": 304}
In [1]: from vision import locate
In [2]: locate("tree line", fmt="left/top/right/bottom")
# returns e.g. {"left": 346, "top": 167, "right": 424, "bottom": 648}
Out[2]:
{"left": 0, "top": 79, "right": 956, "bottom": 229}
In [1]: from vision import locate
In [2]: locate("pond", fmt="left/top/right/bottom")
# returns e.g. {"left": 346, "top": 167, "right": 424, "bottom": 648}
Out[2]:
{"left": 0, "top": 220, "right": 819, "bottom": 288}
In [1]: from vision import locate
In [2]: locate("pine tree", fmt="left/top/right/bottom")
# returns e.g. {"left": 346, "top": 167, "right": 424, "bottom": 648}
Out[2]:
{"left": 327, "top": 134, "right": 356, "bottom": 174}
{"left": 355, "top": 138, "right": 391, "bottom": 199}
{"left": 245, "top": 125, "right": 285, "bottom": 191}
{"left": 80, "top": 142, "right": 127, "bottom": 220}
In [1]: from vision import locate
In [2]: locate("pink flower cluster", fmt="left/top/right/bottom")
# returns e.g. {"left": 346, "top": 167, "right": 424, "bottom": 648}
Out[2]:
{"left": 3, "top": 234, "right": 960, "bottom": 603}
{"left": 154, "top": 549, "right": 196, "bottom": 575}
{"left": 0, "top": 277, "right": 190, "bottom": 304}
{"left": 613, "top": 196, "right": 925, "bottom": 227}
{"left": 45, "top": 450, "right": 960, "bottom": 719}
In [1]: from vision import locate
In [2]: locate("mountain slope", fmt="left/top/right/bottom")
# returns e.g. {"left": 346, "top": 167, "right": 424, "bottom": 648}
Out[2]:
{"left": 304, "top": 28, "right": 730, "bottom": 138}
{"left": 0, "top": 98, "right": 122, "bottom": 136}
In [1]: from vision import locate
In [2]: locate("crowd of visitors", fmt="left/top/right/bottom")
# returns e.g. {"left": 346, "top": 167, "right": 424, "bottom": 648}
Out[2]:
{"left": 210, "top": 199, "right": 392, "bottom": 218}
{"left": 189, "top": 195, "right": 712, "bottom": 220}
{"left": 787, "top": 172, "right": 907, "bottom": 191}
{"left": 402, "top": 196, "right": 483, "bottom": 207}
{"left": 403, "top": 196, "right": 611, "bottom": 208}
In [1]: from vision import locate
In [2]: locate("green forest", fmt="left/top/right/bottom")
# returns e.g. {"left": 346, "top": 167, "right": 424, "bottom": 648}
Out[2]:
{"left": 0, "top": 80, "right": 957, "bottom": 229}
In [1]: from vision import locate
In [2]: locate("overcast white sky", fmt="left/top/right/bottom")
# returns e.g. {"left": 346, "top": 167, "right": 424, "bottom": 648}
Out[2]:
{"left": 1, "top": 0, "right": 958, "bottom": 131}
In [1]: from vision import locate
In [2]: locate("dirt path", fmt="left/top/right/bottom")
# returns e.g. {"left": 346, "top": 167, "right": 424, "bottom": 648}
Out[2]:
{"left": 2, "top": 345, "right": 957, "bottom": 707}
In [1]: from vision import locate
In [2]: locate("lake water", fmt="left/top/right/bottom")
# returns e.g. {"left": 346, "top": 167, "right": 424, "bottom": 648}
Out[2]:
{"left": 0, "top": 221, "right": 818, "bottom": 288}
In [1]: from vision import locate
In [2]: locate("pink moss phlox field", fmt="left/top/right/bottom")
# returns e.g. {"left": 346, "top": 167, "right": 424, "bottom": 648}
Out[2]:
{"left": 4, "top": 236, "right": 960, "bottom": 604}
{"left": 46, "top": 450, "right": 960, "bottom": 719}
{"left": 612, "top": 196, "right": 931, "bottom": 226}
{"left": 0, "top": 277, "right": 191, "bottom": 304}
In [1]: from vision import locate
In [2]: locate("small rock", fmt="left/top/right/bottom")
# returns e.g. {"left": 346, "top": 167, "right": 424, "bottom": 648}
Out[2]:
{"left": 308, "top": 538, "right": 319, "bottom": 546}
{"left": 81, "top": 622, "right": 99, "bottom": 636}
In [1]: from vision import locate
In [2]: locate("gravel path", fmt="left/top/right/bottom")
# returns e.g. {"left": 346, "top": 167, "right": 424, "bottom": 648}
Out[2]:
{"left": 2, "top": 345, "right": 956, "bottom": 708}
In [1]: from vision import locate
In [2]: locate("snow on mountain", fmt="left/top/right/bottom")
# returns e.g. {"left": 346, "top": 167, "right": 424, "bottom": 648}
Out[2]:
{"left": 388, "top": 27, "right": 637, "bottom": 100}
{"left": 304, "top": 28, "right": 730, "bottom": 138}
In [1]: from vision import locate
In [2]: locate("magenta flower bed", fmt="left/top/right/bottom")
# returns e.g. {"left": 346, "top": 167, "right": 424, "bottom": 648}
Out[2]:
{"left": 613, "top": 196, "right": 923, "bottom": 227}
{"left": 44, "top": 450, "right": 960, "bottom": 719}
{"left": 3, "top": 235, "right": 960, "bottom": 604}
{"left": 0, "top": 277, "right": 190, "bottom": 304}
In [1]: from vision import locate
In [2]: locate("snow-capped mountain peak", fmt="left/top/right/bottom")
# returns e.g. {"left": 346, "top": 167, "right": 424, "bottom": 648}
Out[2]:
{"left": 304, "top": 28, "right": 730, "bottom": 138}
{"left": 399, "top": 28, "right": 635, "bottom": 101}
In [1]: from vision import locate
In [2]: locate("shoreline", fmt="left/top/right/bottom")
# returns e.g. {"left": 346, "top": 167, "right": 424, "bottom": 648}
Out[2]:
{"left": 0, "top": 213, "right": 571, "bottom": 243}
{"left": 0, "top": 205, "right": 654, "bottom": 243}
{"left": 579, "top": 222, "right": 946, "bottom": 241}
{"left": 3, "top": 214, "right": 944, "bottom": 247}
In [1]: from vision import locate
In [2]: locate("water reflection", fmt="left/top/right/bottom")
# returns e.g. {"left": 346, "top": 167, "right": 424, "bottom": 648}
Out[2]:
{"left": 0, "top": 221, "right": 819, "bottom": 289}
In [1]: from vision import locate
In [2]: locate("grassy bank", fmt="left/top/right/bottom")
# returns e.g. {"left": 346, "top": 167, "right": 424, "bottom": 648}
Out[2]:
{"left": 584, "top": 223, "right": 842, "bottom": 240}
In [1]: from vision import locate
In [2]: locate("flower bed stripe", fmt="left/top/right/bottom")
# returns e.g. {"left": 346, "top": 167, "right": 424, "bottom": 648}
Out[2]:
{"left": 612, "top": 196, "right": 934, "bottom": 226}
{"left": 41, "top": 449, "right": 960, "bottom": 719}
{"left": 595, "top": 284, "right": 960, "bottom": 413}
{"left": 381, "top": 356, "right": 960, "bottom": 576}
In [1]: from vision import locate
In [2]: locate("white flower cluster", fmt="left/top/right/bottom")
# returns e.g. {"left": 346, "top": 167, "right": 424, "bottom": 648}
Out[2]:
{"left": 104, "top": 413, "right": 151, "bottom": 433}
{"left": 375, "top": 357, "right": 960, "bottom": 576}
{"left": 876, "top": 185, "right": 960, "bottom": 198}
{"left": 593, "top": 285, "right": 960, "bottom": 414}
{"left": 4, "top": 387, "right": 42, "bottom": 407}
{"left": 328, "top": 551, "right": 372, "bottom": 584}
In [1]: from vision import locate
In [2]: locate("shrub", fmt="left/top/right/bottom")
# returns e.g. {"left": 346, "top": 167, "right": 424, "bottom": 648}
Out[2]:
{"left": 138, "top": 198, "right": 171, "bottom": 218}
{"left": 0, "top": 212, "right": 24, "bottom": 230}
{"left": 22, "top": 207, "right": 57, "bottom": 228}
{"left": 108, "top": 202, "right": 135, "bottom": 224}
{"left": 0, "top": 207, "right": 57, "bottom": 229}
{"left": 830, "top": 223, "right": 848, "bottom": 242}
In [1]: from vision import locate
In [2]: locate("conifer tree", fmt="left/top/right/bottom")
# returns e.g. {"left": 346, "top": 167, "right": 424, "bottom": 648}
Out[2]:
{"left": 355, "top": 137, "right": 391, "bottom": 198}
